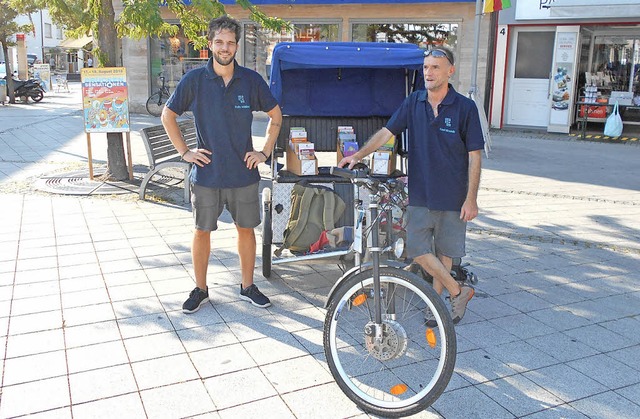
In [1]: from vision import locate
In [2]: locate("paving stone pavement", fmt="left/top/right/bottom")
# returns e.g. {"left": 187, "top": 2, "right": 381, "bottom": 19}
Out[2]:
{"left": 0, "top": 83, "right": 639, "bottom": 418}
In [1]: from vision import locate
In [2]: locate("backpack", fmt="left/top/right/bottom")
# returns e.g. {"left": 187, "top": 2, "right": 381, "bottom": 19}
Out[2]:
{"left": 276, "top": 182, "right": 346, "bottom": 254}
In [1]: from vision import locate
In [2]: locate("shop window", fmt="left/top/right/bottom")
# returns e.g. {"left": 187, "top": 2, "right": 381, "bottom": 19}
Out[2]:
{"left": 148, "top": 27, "right": 208, "bottom": 93}
{"left": 584, "top": 33, "right": 640, "bottom": 125}
{"left": 351, "top": 23, "right": 458, "bottom": 49}
{"left": 244, "top": 23, "right": 340, "bottom": 81}
{"left": 589, "top": 35, "right": 640, "bottom": 94}
{"left": 514, "top": 31, "right": 555, "bottom": 79}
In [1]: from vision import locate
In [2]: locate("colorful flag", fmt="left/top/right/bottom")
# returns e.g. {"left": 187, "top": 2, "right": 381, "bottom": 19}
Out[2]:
{"left": 483, "top": 0, "right": 512, "bottom": 13}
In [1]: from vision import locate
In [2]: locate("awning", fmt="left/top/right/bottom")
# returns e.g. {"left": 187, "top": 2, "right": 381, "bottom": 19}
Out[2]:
{"left": 59, "top": 35, "right": 93, "bottom": 49}
{"left": 550, "top": 0, "right": 640, "bottom": 19}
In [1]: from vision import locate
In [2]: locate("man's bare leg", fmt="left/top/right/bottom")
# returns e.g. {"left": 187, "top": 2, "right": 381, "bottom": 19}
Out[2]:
{"left": 414, "top": 253, "right": 474, "bottom": 324}
{"left": 237, "top": 225, "right": 271, "bottom": 307}
{"left": 236, "top": 226, "right": 256, "bottom": 289}
{"left": 192, "top": 229, "right": 211, "bottom": 289}
{"left": 182, "top": 229, "right": 211, "bottom": 314}
{"left": 414, "top": 253, "right": 460, "bottom": 296}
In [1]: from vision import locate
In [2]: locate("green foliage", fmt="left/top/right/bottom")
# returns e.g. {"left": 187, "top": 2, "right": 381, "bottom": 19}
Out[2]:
{"left": 236, "top": 0, "right": 289, "bottom": 32}
{"left": 36, "top": 0, "right": 290, "bottom": 53}
{"left": 0, "top": 5, "right": 21, "bottom": 43}
{"left": 37, "top": 0, "right": 93, "bottom": 39}
{"left": 1, "top": 0, "right": 37, "bottom": 43}
{"left": 117, "top": 0, "right": 178, "bottom": 40}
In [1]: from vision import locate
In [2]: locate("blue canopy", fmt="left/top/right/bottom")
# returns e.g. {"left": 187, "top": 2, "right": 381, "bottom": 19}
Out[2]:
{"left": 269, "top": 42, "right": 425, "bottom": 117}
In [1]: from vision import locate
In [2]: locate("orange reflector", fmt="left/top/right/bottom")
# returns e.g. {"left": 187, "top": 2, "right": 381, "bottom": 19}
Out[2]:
{"left": 426, "top": 328, "right": 437, "bottom": 348}
{"left": 390, "top": 384, "right": 408, "bottom": 396}
{"left": 352, "top": 294, "right": 367, "bottom": 306}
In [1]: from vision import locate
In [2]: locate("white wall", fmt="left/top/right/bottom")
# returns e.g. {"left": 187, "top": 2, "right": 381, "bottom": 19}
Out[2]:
{"left": 14, "top": 10, "right": 64, "bottom": 61}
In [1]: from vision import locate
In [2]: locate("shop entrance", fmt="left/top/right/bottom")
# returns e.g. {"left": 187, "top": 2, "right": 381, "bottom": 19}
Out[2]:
{"left": 506, "top": 29, "right": 555, "bottom": 127}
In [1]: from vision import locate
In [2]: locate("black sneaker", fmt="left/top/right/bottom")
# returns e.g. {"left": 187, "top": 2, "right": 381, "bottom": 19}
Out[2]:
{"left": 240, "top": 284, "right": 271, "bottom": 308}
{"left": 182, "top": 286, "right": 209, "bottom": 314}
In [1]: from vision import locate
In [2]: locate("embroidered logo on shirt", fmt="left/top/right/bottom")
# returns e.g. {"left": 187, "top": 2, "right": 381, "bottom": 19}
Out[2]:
{"left": 440, "top": 117, "right": 456, "bottom": 134}
{"left": 235, "top": 95, "right": 250, "bottom": 109}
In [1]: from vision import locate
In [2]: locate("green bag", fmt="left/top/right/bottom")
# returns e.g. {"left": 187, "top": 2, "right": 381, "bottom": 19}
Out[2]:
{"left": 277, "top": 182, "right": 346, "bottom": 254}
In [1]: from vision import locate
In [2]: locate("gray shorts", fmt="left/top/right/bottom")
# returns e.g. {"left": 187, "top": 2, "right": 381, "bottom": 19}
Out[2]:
{"left": 406, "top": 206, "right": 466, "bottom": 259}
{"left": 191, "top": 182, "right": 260, "bottom": 231}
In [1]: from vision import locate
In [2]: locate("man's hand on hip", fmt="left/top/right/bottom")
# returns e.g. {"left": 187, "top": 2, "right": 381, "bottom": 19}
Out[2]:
{"left": 183, "top": 149, "right": 212, "bottom": 167}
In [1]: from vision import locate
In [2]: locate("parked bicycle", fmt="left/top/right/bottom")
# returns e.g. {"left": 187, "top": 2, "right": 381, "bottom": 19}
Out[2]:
{"left": 323, "top": 167, "right": 456, "bottom": 418}
{"left": 146, "top": 73, "right": 171, "bottom": 117}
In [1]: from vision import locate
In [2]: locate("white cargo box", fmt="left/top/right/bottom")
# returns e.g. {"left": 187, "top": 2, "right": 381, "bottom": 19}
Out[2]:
{"left": 609, "top": 91, "right": 633, "bottom": 106}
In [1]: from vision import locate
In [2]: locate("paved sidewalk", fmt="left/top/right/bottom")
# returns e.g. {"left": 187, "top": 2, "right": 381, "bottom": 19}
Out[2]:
{"left": 1, "top": 84, "right": 639, "bottom": 418}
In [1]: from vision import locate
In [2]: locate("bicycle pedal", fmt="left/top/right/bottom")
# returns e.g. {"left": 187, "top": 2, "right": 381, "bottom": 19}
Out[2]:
{"left": 468, "top": 272, "right": 479, "bottom": 285}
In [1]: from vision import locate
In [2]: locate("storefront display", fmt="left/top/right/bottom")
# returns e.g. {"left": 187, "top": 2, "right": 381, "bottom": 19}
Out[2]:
{"left": 492, "top": 0, "right": 640, "bottom": 133}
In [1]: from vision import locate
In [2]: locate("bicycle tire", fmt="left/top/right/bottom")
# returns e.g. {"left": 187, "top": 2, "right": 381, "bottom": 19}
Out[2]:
{"left": 323, "top": 267, "right": 456, "bottom": 417}
{"left": 146, "top": 92, "right": 167, "bottom": 117}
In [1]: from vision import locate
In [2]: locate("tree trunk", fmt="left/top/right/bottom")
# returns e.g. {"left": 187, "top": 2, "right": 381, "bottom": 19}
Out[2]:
{"left": 97, "top": 0, "right": 128, "bottom": 181}
{"left": 2, "top": 43, "right": 16, "bottom": 104}
{"left": 107, "top": 132, "right": 129, "bottom": 180}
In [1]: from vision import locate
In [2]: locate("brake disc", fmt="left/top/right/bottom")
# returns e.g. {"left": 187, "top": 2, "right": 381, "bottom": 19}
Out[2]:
{"left": 364, "top": 320, "right": 408, "bottom": 361}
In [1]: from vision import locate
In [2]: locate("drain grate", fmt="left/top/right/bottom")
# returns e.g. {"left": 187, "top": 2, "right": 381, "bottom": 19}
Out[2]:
{"left": 35, "top": 176, "right": 101, "bottom": 195}
{"left": 34, "top": 168, "right": 186, "bottom": 196}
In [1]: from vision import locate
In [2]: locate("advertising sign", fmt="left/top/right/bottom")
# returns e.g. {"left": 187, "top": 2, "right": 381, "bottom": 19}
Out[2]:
{"left": 80, "top": 67, "right": 130, "bottom": 133}
{"left": 33, "top": 63, "right": 51, "bottom": 92}
{"left": 548, "top": 28, "right": 579, "bottom": 133}
{"left": 516, "top": 0, "right": 555, "bottom": 20}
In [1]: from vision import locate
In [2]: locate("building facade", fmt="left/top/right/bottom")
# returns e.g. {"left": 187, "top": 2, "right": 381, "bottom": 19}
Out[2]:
{"left": 117, "top": 0, "right": 491, "bottom": 113}
{"left": 489, "top": 0, "right": 640, "bottom": 133}
{"left": 1, "top": 10, "right": 81, "bottom": 76}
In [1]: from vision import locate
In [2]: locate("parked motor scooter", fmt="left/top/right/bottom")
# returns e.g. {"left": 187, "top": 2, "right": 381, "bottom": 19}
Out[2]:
{"left": 3, "top": 76, "right": 45, "bottom": 103}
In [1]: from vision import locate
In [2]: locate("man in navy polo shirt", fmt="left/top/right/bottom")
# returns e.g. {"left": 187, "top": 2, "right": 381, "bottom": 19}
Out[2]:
{"left": 162, "top": 16, "right": 283, "bottom": 313}
{"left": 339, "top": 47, "right": 483, "bottom": 325}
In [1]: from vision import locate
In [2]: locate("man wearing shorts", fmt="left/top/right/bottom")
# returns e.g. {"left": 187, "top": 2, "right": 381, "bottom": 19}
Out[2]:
{"left": 339, "top": 47, "right": 483, "bottom": 325}
{"left": 162, "top": 16, "right": 282, "bottom": 313}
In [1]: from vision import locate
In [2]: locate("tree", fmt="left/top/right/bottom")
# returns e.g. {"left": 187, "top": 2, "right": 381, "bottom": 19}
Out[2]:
{"left": 30, "top": 0, "right": 289, "bottom": 180}
{"left": 1, "top": 0, "right": 39, "bottom": 104}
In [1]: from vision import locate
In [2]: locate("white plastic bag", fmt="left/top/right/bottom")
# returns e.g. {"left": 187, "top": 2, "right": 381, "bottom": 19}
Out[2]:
{"left": 604, "top": 101, "right": 623, "bottom": 138}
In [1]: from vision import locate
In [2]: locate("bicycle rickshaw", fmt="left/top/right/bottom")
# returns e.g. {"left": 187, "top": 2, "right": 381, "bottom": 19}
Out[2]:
{"left": 263, "top": 42, "right": 469, "bottom": 417}
{"left": 262, "top": 42, "right": 426, "bottom": 277}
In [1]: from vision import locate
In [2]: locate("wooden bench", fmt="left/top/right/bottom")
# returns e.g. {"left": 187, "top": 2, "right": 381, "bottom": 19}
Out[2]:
{"left": 139, "top": 120, "right": 197, "bottom": 202}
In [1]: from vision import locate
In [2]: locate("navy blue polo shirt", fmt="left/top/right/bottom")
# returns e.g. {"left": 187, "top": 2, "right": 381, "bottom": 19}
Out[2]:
{"left": 386, "top": 85, "right": 484, "bottom": 211}
{"left": 166, "top": 59, "right": 278, "bottom": 189}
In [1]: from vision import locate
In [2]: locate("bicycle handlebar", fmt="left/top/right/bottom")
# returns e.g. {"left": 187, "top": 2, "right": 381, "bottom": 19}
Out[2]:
{"left": 331, "top": 166, "right": 407, "bottom": 199}
{"left": 330, "top": 166, "right": 368, "bottom": 179}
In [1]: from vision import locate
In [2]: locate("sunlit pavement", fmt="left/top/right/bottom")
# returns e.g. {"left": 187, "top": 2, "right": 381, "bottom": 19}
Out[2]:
{"left": 0, "top": 83, "right": 639, "bottom": 418}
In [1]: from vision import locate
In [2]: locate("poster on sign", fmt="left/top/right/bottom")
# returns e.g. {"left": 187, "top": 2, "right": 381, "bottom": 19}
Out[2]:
{"left": 80, "top": 67, "right": 130, "bottom": 133}
{"left": 33, "top": 64, "right": 51, "bottom": 92}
